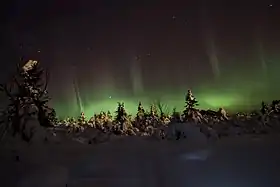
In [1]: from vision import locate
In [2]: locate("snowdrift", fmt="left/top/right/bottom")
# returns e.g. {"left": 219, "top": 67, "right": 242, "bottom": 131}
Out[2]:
{"left": 1, "top": 122, "right": 212, "bottom": 187}
{"left": 1, "top": 122, "right": 280, "bottom": 187}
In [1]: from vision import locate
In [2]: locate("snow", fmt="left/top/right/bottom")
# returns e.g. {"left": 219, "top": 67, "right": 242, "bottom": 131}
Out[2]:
{"left": 165, "top": 122, "right": 207, "bottom": 142}
{"left": 1, "top": 123, "right": 280, "bottom": 187}
{"left": 68, "top": 123, "right": 212, "bottom": 187}
{"left": 17, "top": 165, "right": 68, "bottom": 187}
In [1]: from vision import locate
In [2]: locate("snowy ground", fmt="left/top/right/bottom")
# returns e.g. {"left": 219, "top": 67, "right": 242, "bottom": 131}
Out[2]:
{"left": 0, "top": 129, "right": 280, "bottom": 187}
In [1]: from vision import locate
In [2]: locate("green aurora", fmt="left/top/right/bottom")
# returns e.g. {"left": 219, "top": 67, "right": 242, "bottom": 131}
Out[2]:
{"left": 51, "top": 58, "right": 280, "bottom": 119}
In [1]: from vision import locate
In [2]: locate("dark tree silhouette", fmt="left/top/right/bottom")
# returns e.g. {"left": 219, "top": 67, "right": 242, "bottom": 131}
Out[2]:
{"left": 136, "top": 102, "right": 145, "bottom": 120}
{"left": 137, "top": 101, "right": 145, "bottom": 114}
{"left": 271, "top": 100, "right": 280, "bottom": 112}
{"left": 184, "top": 89, "right": 199, "bottom": 112}
{"left": 0, "top": 60, "right": 55, "bottom": 141}
{"left": 183, "top": 89, "right": 201, "bottom": 122}
{"left": 260, "top": 101, "right": 268, "bottom": 115}
{"left": 115, "top": 102, "right": 127, "bottom": 130}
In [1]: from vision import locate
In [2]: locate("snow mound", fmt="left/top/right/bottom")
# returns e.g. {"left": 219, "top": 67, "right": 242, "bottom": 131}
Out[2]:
{"left": 73, "top": 128, "right": 115, "bottom": 144}
{"left": 165, "top": 122, "right": 208, "bottom": 143}
{"left": 3, "top": 122, "right": 213, "bottom": 187}
{"left": 68, "top": 126, "right": 212, "bottom": 186}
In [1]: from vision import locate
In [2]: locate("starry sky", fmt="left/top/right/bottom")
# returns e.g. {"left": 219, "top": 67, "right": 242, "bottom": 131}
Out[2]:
{"left": 3, "top": 0, "right": 280, "bottom": 116}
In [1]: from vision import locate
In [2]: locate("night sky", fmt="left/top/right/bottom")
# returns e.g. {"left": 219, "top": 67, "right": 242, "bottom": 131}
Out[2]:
{"left": 3, "top": 0, "right": 280, "bottom": 117}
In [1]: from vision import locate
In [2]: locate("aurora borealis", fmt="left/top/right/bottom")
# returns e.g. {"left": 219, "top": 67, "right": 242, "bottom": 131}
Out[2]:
{"left": 52, "top": 64, "right": 279, "bottom": 118}
{"left": 3, "top": 1, "right": 280, "bottom": 118}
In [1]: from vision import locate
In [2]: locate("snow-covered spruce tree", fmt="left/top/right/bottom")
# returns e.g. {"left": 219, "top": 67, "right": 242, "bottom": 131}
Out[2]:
{"left": 260, "top": 101, "right": 268, "bottom": 115}
{"left": 184, "top": 89, "right": 198, "bottom": 111}
{"left": 78, "top": 112, "right": 86, "bottom": 125}
{"left": 155, "top": 100, "right": 170, "bottom": 125}
{"left": 114, "top": 102, "right": 128, "bottom": 131}
{"left": 107, "top": 110, "right": 112, "bottom": 119}
{"left": 145, "top": 104, "right": 159, "bottom": 127}
{"left": 183, "top": 89, "right": 202, "bottom": 122}
{"left": 136, "top": 101, "right": 145, "bottom": 120}
{"left": 155, "top": 100, "right": 166, "bottom": 119}
{"left": 271, "top": 100, "right": 280, "bottom": 112}
{"left": 134, "top": 101, "right": 146, "bottom": 129}
{"left": 0, "top": 60, "right": 55, "bottom": 141}
{"left": 149, "top": 104, "right": 158, "bottom": 118}
{"left": 21, "top": 60, "right": 55, "bottom": 127}
{"left": 137, "top": 101, "right": 145, "bottom": 114}
{"left": 102, "top": 110, "right": 113, "bottom": 127}
{"left": 259, "top": 101, "right": 270, "bottom": 125}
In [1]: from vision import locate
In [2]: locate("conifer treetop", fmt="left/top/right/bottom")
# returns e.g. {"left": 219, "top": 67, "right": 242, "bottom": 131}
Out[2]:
{"left": 22, "top": 60, "right": 38, "bottom": 73}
